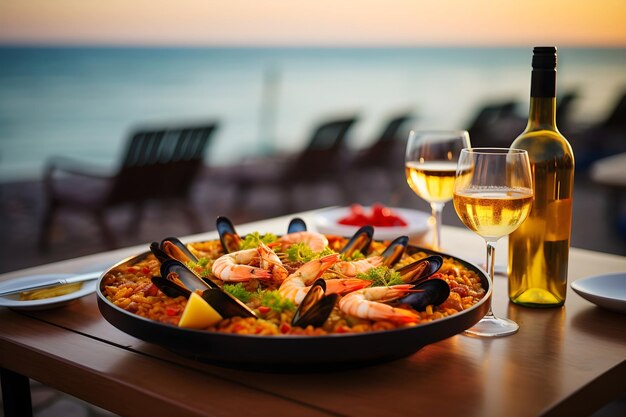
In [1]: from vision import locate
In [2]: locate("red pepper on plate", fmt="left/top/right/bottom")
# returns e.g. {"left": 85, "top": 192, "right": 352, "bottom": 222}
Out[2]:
{"left": 338, "top": 204, "right": 408, "bottom": 227}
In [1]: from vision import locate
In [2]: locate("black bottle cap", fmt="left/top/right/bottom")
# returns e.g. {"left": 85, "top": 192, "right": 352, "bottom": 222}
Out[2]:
{"left": 532, "top": 46, "right": 557, "bottom": 70}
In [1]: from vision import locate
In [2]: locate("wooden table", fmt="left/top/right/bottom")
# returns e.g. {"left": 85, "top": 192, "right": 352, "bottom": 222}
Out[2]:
{"left": 1, "top": 209, "right": 625, "bottom": 417}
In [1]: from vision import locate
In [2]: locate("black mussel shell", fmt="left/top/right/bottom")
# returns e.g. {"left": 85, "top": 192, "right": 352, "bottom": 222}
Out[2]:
{"left": 160, "top": 237, "right": 198, "bottom": 263}
{"left": 287, "top": 217, "right": 307, "bottom": 233}
{"left": 396, "top": 255, "right": 443, "bottom": 284}
{"left": 292, "top": 279, "right": 338, "bottom": 328}
{"left": 160, "top": 259, "right": 218, "bottom": 291}
{"left": 216, "top": 216, "right": 242, "bottom": 253}
{"left": 150, "top": 242, "right": 171, "bottom": 263}
{"left": 151, "top": 276, "right": 192, "bottom": 298}
{"left": 201, "top": 288, "right": 257, "bottom": 318}
{"left": 398, "top": 278, "right": 450, "bottom": 311}
{"left": 380, "top": 235, "right": 409, "bottom": 267}
{"left": 341, "top": 225, "right": 374, "bottom": 258}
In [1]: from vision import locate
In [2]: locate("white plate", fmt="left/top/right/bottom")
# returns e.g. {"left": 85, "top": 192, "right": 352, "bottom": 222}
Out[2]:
{"left": 571, "top": 273, "right": 626, "bottom": 313}
{"left": 314, "top": 206, "right": 430, "bottom": 241}
{"left": 0, "top": 273, "right": 98, "bottom": 311}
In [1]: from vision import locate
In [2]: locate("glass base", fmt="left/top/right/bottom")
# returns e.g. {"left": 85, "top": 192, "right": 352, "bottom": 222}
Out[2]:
{"left": 464, "top": 315, "right": 519, "bottom": 337}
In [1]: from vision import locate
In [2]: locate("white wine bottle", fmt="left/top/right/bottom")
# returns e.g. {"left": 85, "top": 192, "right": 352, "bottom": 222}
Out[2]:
{"left": 508, "top": 46, "right": 575, "bottom": 307}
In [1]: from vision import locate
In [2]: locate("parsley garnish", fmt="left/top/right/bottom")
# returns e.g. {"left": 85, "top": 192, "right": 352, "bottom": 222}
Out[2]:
{"left": 185, "top": 257, "right": 212, "bottom": 277}
{"left": 357, "top": 266, "right": 404, "bottom": 287}
{"left": 239, "top": 232, "right": 277, "bottom": 249}
{"left": 285, "top": 243, "right": 334, "bottom": 262}
{"left": 258, "top": 289, "right": 295, "bottom": 313}
{"left": 223, "top": 283, "right": 252, "bottom": 303}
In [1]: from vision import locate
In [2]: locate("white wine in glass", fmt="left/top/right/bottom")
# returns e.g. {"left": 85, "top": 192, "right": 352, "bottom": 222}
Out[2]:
{"left": 405, "top": 130, "right": 471, "bottom": 250}
{"left": 453, "top": 148, "right": 533, "bottom": 337}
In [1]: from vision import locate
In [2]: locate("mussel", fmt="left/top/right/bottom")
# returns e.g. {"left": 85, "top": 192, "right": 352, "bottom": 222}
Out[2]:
{"left": 397, "top": 278, "right": 450, "bottom": 311}
{"left": 150, "top": 276, "right": 192, "bottom": 298}
{"left": 396, "top": 255, "right": 443, "bottom": 284}
{"left": 151, "top": 259, "right": 256, "bottom": 318}
{"left": 158, "top": 259, "right": 218, "bottom": 291}
{"left": 216, "top": 216, "right": 242, "bottom": 253}
{"left": 287, "top": 217, "right": 307, "bottom": 233}
{"left": 380, "top": 235, "right": 409, "bottom": 267}
{"left": 291, "top": 279, "right": 338, "bottom": 328}
{"left": 340, "top": 225, "right": 374, "bottom": 258}
{"left": 150, "top": 237, "right": 199, "bottom": 264}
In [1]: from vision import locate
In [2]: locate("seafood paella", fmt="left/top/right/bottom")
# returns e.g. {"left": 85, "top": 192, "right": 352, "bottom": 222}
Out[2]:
{"left": 100, "top": 217, "right": 486, "bottom": 337}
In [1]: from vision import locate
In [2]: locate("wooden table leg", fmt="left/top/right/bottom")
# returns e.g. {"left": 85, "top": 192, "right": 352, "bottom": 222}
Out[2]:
{"left": 1, "top": 367, "right": 33, "bottom": 417}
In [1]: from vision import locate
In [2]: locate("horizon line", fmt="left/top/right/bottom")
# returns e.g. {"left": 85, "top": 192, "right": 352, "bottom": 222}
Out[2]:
{"left": 1, "top": 41, "right": 625, "bottom": 50}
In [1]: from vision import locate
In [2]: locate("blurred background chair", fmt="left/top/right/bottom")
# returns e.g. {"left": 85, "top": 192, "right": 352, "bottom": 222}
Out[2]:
{"left": 570, "top": 89, "right": 626, "bottom": 170}
{"left": 38, "top": 123, "right": 218, "bottom": 249}
{"left": 466, "top": 99, "right": 525, "bottom": 147}
{"left": 225, "top": 115, "right": 358, "bottom": 213}
{"left": 346, "top": 112, "right": 414, "bottom": 203}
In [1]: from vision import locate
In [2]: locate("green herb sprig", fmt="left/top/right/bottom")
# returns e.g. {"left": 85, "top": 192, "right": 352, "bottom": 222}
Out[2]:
{"left": 240, "top": 232, "right": 277, "bottom": 250}
{"left": 223, "top": 283, "right": 252, "bottom": 303}
{"left": 257, "top": 289, "right": 295, "bottom": 313}
{"left": 357, "top": 266, "right": 404, "bottom": 287}
{"left": 285, "top": 243, "right": 334, "bottom": 263}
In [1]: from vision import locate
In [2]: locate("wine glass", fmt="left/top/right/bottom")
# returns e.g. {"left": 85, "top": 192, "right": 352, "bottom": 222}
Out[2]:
{"left": 453, "top": 148, "right": 533, "bottom": 337}
{"left": 405, "top": 130, "right": 471, "bottom": 250}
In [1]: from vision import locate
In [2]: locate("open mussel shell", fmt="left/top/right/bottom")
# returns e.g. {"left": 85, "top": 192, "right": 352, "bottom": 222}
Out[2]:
{"left": 398, "top": 278, "right": 450, "bottom": 312}
{"left": 396, "top": 255, "right": 443, "bottom": 284}
{"left": 380, "top": 235, "right": 409, "bottom": 267}
{"left": 150, "top": 242, "right": 171, "bottom": 263}
{"left": 216, "top": 216, "right": 242, "bottom": 253}
{"left": 201, "top": 289, "right": 257, "bottom": 319}
{"left": 149, "top": 237, "right": 198, "bottom": 263}
{"left": 292, "top": 279, "right": 338, "bottom": 328}
{"left": 150, "top": 276, "right": 192, "bottom": 298}
{"left": 159, "top": 259, "right": 218, "bottom": 291}
{"left": 340, "top": 225, "right": 374, "bottom": 258}
{"left": 287, "top": 217, "right": 307, "bottom": 233}
{"left": 162, "top": 237, "right": 199, "bottom": 263}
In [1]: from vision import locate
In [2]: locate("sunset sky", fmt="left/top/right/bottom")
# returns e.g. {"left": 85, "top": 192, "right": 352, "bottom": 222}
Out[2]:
{"left": 1, "top": 0, "right": 626, "bottom": 47}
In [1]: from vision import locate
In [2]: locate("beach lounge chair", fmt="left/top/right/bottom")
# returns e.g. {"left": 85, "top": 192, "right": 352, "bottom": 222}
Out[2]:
{"left": 38, "top": 123, "right": 218, "bottom": 249}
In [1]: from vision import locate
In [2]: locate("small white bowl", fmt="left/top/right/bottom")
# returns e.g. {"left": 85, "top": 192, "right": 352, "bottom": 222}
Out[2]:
{"left": 314, "top": 206, "right": 430, "bottom": 241}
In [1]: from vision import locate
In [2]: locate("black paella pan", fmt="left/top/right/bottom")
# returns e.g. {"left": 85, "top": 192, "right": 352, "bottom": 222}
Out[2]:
{"left": 96, "top": 243, "right": 491, "bottom": 371}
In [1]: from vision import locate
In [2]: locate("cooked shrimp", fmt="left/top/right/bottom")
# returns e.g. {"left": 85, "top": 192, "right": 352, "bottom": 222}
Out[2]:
{"left": 278, "top": 254, "right": 340, "bottom": 304}
{"left": 333, "top": 256, "right": 384, "bottom": 277}
{"left": 338, "top": 285, "right": 420, "bottom": 324}
{"left": 257, "top": 242, "right": 289, "bottom": 282}
{"left": 324, "top": 278, "right": 371, "bottom": 295}
{"left": 275, "top": 231, "right": 329, "bottom": 252}
{"left": 211, "top": 248, "right": 272, "bottom": 282}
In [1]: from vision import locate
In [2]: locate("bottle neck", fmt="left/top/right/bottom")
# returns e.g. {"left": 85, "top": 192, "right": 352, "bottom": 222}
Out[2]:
{"left": 527, "top": 97, "right": 557, "bottom": 130}
{"left": 527, "top": 68, "right": 557, "bottom": 130}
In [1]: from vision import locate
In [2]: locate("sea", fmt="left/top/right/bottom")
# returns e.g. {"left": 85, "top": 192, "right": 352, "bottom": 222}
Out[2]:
{"left": 1, "top": 46, "right": 625, "bottom": 182}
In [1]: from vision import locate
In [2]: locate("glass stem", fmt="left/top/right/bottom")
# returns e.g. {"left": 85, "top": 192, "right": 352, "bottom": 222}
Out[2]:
{"left": 430, "top": 202, "right": 444, "bottom": 250}
{"left": 484, "top": 239, "right": 498, "bottom": 318}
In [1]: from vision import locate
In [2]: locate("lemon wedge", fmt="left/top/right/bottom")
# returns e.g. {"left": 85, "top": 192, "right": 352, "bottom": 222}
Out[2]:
{"left": 178, "top": 292, "right": 223, "bottom": 329}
